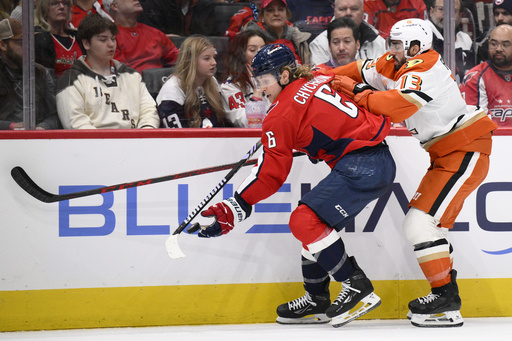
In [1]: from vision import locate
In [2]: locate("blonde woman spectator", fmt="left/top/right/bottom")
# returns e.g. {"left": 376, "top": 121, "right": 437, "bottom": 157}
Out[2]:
{"left": 35, "top": 0, "right": 83, "bottom": 78}
{"left": 156, "top": 35, "right": 229, "bottom": 128}
{"left": 56, "top": 14, "right": 159, "bottom": 129}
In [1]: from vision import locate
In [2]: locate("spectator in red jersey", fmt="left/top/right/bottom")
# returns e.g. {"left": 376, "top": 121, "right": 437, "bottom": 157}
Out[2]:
{"left": 460, "top": 24, "right": 512, "bottom": 127}
{"left": 70, "top": 0, "right": 113, "bottom": 28}
{"left": 34, "top": 0, "right": 84, "bottom": 79}
{"left": 244, "top": 0, "right": 311, "bottom": 64}
{"left": 363, "top": 0, "right": 426, "bottom": 39}
{"left": 103, "top": 0, "right": 178, "bottom": 73}
{"left": 225, "top": 0, "right": 262, "bottom": 40}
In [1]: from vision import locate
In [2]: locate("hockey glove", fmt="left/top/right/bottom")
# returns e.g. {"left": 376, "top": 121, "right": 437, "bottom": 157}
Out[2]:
{"left": 199, "top": 195, "right": 252, "bottom": 238}
{"left": 330, "top": 75, "right": 373, "bottom": 107}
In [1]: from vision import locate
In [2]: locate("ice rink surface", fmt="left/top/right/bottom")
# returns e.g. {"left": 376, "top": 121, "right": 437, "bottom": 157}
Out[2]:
{"left": 1, "top": 318, "right": 512, "bottom": 341}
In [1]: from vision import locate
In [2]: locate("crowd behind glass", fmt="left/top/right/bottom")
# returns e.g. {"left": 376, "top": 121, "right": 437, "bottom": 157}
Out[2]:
{"left": 0, "top": 0, "right": 510, "bottom": 130}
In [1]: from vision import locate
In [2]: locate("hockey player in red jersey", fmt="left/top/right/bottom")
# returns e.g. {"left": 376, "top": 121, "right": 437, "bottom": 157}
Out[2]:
{"left": 197, "top": 44, "right": 396, "bottom": 328}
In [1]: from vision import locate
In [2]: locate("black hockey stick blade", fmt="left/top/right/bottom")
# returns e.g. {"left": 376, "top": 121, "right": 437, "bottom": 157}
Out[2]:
{"left": 11, "top": 166, "right": 56, "bottom": 203}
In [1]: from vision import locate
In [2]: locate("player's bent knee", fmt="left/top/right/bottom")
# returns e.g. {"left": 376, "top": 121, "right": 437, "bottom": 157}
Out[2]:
{"left": 403, "top": 207, "right": 447, "bottom": 246}
{"left": 289, "top": 204, "right": 330, "bottom": 246}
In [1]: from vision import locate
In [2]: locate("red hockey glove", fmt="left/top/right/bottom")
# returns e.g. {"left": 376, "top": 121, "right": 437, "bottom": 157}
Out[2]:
{"left": 330, "top": 75, "right": 373, "bottom": 106}
{"left": 199, "top": 196, "right": 251, "bottom": 238}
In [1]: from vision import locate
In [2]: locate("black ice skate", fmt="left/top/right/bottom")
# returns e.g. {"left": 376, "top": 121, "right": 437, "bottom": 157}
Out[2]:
{"left": 325, "top": 257, "right": 381, "bottom": 328}
{"left": 276, "top": 290, "right": 331, "bottom": 324}
{"left": 408, "top": 269, "right": 463, "bottom": 328}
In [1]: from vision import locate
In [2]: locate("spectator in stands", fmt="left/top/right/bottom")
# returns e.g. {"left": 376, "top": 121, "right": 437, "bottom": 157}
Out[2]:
{"left": 156, "top": 35, "right": 228, "bottom": 128}
{"left": 477, "top": 0, "right": 512, "bottom": 63}
{"left": 56, "top": 14, "right": 159, "bottom": 129}
{"left": 315, "top": 17, "right": 359, "bottom": 70}
{"left": 103, "top": 0, "right": 178, "bottom": 73}
{"left": 244, "top": 0, "right": 311, "bottom": 64}
{"left": 34, "top": 0, "right": 83, "bottom": 79}
{"left": 426, "top": 0, "right": 475, "bottom": 82}
{"left": 0, "top": 18, "right": 61, "bottom": 130}
{"left": 225, "top": 0, "right": 262, "bottom": 41}
{"left": 460, "top": 24, "right": 512, "bottom": 127}
{"left": 71, "top": 0, "right": 113, "bottom": 28}
{"left": 9, "top": 1, "right": 25, "bottom": 21}
{"left": 310, "top": 0, "right": 386, "bottom": 65}
{"left": 138, "top": 0, "right": 216, "bottom": 37}
{"left": 286, "top": 0, "right": 334, "bottom": 41}
{"left": 364, "top": 0, "right": 426, "bottom": 39}
{"left": 221, "top": 30, "right": 268, "bottom": 127}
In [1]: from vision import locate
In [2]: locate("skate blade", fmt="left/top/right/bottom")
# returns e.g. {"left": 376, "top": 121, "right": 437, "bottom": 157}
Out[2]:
{"left": 410, "top": 310, "right": 464, "bottom": 328}
{"left": 276, "top": 314, "right": 330, "bottom": 325}
{"left": 331, "top": 292, "right": 381, "bottom": 328}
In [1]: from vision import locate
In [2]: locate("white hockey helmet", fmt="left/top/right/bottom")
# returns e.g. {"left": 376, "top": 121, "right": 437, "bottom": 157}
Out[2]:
{"left": 389, "top": 18, "right": 433, "bottom": 59}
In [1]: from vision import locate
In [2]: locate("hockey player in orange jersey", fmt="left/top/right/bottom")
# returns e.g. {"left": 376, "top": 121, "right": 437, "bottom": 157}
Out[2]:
{"left": 330, "top": 18, "right": 498, "bottom": 327}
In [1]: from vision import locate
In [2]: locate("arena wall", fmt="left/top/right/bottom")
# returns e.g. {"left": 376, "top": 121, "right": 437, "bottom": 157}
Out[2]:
{"left": 1, "top": 128, "right": 511, "bottom": 331}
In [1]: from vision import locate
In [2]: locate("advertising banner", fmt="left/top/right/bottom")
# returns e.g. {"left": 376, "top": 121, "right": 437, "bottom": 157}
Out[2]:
{"left": 1, "top": 134, "right": 511, "bottom": 292}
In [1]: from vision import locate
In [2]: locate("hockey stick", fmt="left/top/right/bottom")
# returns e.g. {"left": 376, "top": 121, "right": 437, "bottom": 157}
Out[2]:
{"left": 165, "top": 140, "right": 263, "bottom": 259}
{"left": 12, "top": 151, "right": 306, "bottom": 203}
{"left": 12, "top": 151, "right": 266, "bottom": 203}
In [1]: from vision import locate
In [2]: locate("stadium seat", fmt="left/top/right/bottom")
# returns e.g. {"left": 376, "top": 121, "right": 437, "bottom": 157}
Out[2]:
{"left": 141, "top": 66, "right": 174, "bottom": 99}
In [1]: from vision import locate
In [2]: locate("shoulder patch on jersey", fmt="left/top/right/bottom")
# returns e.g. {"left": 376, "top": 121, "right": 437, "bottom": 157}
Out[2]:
{"left": 462, "top": 71, "right": 478, "bottom": 86}
{"left": 405, "top": 59, "right": 424, "bottom": 69}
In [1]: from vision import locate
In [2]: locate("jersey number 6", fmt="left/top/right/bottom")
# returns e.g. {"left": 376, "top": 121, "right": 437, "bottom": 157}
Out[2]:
{"left": 315, "top": 84, "right": 359, "bottom": 118}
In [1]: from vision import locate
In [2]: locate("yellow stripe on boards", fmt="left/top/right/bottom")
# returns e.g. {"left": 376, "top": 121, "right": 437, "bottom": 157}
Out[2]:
{"left": 1, "top": 278, "right": 511, "bottom": 332}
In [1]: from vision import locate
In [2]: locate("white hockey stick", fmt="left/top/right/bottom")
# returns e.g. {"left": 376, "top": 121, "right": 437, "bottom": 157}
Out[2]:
{"left": 165, "top": 140, "right": 263, "bottom": 259}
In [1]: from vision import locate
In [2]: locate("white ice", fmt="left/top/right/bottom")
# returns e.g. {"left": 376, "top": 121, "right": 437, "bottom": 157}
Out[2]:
{"left": 1, "top": 318, "right": 512, "bottom": 341}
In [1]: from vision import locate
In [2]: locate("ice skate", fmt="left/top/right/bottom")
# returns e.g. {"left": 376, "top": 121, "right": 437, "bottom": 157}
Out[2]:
{"left": 276, "top": 291, "right": 331, "bottom": 324}
{"left": 408, "top": 269, "right": 464, "bottom": 328}
{"left": 325, "top": 257, "right": 381, "bottom": 328}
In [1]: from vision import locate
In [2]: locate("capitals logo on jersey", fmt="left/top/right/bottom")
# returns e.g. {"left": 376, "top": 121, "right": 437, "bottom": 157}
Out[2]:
{"left": 462, "top": 71, "right": 478, "bottom": 86}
